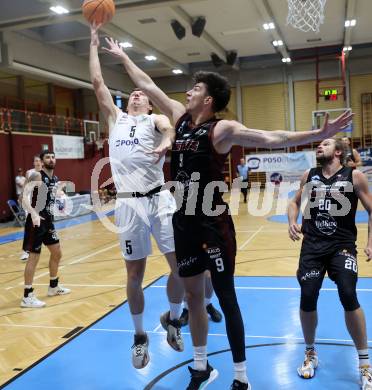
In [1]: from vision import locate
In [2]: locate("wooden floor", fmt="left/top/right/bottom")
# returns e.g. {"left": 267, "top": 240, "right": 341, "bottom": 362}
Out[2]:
{"left": 1, "top": 194, "right": 372, "bottom": 385}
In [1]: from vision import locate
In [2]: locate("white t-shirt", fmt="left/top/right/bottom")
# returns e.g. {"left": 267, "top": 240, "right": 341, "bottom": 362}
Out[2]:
{"left": 109, "top": 113, "right": 165, "bottom": 193}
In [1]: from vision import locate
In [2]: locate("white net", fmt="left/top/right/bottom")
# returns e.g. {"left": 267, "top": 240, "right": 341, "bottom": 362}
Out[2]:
{"left": 287, "top": 0, "right": 327, "bottom": 33}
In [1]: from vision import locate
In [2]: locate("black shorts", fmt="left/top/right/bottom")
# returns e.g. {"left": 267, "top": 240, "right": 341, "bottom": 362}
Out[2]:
{"left": 173, "top": 212, "right": 236, "bottom": 278}
{"left": 297, "top": 243, "right": 358, "bottom": 286}
{"left": 23, "top": 215, "right": 59, "bottom": 254}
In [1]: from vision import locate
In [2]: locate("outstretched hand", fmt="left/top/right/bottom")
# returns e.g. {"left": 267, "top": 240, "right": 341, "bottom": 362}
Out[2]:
{"left": 90, "top": 21, "right": 103, "bottom": 46}
{"left": 319, "top": 111, "right": 354, "bottom": 138}
{"left": 102, "top": 37, "right": 127, "bottom": 60}
{"left": 146, "top": 138, "right": 172, "bottom": 164}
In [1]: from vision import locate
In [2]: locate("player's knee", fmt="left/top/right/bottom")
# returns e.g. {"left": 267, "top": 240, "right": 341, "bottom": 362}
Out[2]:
{"left": 338, "top": 286, "right": 360, "bottom": 311}
{"left": 214, "top": 286, "right": 238, "bottom": 312}
{"left": 127, "top": 271, "right": 143, "bottom": 287}
{"left": 185, "top": 290, "right": 203, "bottom": 308}
{"left": 300, "top": 286, "right": 320, "bottom": 312}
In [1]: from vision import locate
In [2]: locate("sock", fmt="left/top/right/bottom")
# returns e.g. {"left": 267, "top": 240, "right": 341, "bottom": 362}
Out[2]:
{"left": 234, "top": 361, "right": 248, "bottom": 384}
{"left": 132, "top": 313, "right": 144, "bottom": 335}
{"left": 305, "top": 344, "right": 315, "bottom": 353}
{"left": 24, "top": 285, "right": 33, "bottom": 298}
{"left": 183, "top": 301, "right": 189, "bottom": 310}
{"left": 193, "top": 345, "right": 207, "bottom": 371}
{"left": 169, "top": 302, "right": 183, "bottom": 320}
{"left": 50, "top": 276, "right": 58, "bottom": 288}
{"left": 358, "top": 349, "right": 370, "bottom": 367}
{"left": 204, "top": 297, "right": 211, "bottom": 307}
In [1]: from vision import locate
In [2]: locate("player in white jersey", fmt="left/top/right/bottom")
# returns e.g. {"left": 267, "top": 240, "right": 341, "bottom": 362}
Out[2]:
{"left": 89, "top": 23, "right": 184, "bottom": 369}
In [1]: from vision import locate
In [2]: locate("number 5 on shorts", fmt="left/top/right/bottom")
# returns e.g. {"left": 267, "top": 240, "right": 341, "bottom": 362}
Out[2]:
{"left": 125, "top": 240, "right": 132, "bottom": 255}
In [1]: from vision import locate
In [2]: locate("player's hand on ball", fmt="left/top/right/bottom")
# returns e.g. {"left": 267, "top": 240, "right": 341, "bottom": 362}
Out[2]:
{"left": 364, "top": 246, "right": 372, "bottom": 262}
{"left": 90, "top": 22, "right": 103, "bottom": 46}
{"left": 288, "top": 223, "right": 302, "bottom": 241}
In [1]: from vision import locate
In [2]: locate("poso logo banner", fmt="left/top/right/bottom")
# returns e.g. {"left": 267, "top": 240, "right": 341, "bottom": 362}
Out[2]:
{"left": 247, "top": 157, "right": 261, "bottom": 170}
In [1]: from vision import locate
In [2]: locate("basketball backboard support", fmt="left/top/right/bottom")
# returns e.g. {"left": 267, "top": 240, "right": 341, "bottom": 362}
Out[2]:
{"left": 84, "top": 120, "right": 100, "bottom": 142}
{"left": 312, "top": 108, "right": 353, "bottom": 135}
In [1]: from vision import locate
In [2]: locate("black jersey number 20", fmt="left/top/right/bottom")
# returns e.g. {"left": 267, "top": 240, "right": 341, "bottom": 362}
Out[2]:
{"left": 129, "top": 126, "right": 136, "bottom": 138}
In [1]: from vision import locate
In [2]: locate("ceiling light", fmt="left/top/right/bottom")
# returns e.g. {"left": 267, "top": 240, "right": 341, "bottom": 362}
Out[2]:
{"left": 50, "top": 5, "right": 69, "bottom": 14}
{"left": 145, "top": 55, "right": 157, "bottom": 61}
{"left": 272, "top": 40, "right": 283, "bottom": 47}
{"left": 345, "top": 19, "right": 356, "bottom": 27}
{"left": 172, "top": 69, "right": 183, "bottom": 74}
{"left": 343, "top": 46, "right": 352, "bottom": 52}
{"left": 263, "top": 22, "right": 275, "bottom": 30}
{"left": 120, "top": 42, "right": 133, "bottom": 48}
{"left": 282, "top": 57, "right": 291, "bottom": 63}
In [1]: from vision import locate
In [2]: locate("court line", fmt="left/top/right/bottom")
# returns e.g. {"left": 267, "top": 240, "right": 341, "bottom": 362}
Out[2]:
{"left": 238, "top": 226, "right": 264, "bottom": 250}
{"left": 148, "top": 285, "right": 372, "bottom": 292}
{"left": 32, "top": 283, "right": 125, "bottom": 288}
{"left": 153, "top": 324, "right": 162, "bottom": 332}
{"left": 5, "top": 242, "right": 119, "bottom": 290}
{"left": 0, "top": 323, "right": 74, "bottom": 330}
{"left": 87, "top": 327, "right": 372, "bottom": 344}
{"left": 1, "top": 322, "right": 370, "bottom": 345}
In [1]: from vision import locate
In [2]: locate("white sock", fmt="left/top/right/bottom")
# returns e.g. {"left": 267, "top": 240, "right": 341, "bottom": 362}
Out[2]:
{"left": 234, "top": 361, "right": 248, "bottom": 383}
{"left": 25, "top": 285, "right": 32, "bottom": 290}
{"left": 358, "top": 348, "right": 370, "bottom": 367}
{"left": 169, "top": 302, "right": 183, "bottom": 320}
{"left": 183, "top": 301, "right": 189, "bottom": 310}
{"left": 204, "top": 297, "right": 211, "bottom": 306}
{"left": 132, "top": 313, "right": 144, "bottom": 335}
{"left": 193, "top": 345, "right": 207, "bottom": 371}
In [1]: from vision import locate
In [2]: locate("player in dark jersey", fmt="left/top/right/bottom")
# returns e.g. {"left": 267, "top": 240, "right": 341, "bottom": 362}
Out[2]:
{"left": 288, "top": 138, "right": 372, "bottom": 388}
{"left": 102, "top": 37, "right": 353, "bottom": 390}
{"left": 21, "top": 151, "right": 70, "bottom": 308}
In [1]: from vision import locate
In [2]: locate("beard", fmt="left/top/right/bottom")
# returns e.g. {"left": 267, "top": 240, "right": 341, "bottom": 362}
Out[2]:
{"left": 44, "top": 162, "right": 55, "bottom": 170}
{"left": 316, "top": 154, "right": 333, "bottom": 165}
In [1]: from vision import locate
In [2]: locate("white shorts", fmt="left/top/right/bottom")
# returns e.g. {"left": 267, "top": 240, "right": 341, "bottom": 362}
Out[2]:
{"left": 115, "top": 190, "right": 176, "bottom": 261}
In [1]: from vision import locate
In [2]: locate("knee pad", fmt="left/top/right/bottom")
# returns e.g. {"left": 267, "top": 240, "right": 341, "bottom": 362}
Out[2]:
{"left": 300, "top": 293, "right": 319, "bottom": 312}
{"left": 338, "top": 286, "right": 360, "bottom": 311}
{"left": 300, "top": 284, "right": 321, "bottom": 312}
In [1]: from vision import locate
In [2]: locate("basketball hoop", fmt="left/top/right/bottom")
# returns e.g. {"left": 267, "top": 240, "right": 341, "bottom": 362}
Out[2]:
{"left": 287, "top": 0, "right": 327, "bottom": 33}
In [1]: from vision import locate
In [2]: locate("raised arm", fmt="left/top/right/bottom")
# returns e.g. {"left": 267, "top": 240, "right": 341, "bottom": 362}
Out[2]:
{"left": 213, "top": 111, "right": 353, "bottom": 154}
{"left": 353, "top": 169, "right": 372, "bottom": 260}
{"left": 102, "top": 37, "right": 185, "bottom": 124}
{"left": 149, "top": 114, "right": 175, "bottom": 163}
{"left": 352, "top": 148, "right": 362, "bottom": 168}
{"left": 287, "top": 170, "right": 309, "bottom": 241}
{"left": 89, "top": 23, "right": 119, "bottom": 129}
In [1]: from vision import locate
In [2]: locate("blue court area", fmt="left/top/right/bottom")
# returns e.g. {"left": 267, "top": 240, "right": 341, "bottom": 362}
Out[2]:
{"left": 3, "top": 276, "right": 372, "bottom": 390}
{"left": 269, "top": 209, "right": 369, "bottom": 224}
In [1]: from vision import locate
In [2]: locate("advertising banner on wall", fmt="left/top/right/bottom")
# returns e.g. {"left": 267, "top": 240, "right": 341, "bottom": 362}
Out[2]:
{"left": 53, "top": 135, "right": 84, "bottom": 159}
{"left": 246, "top": 151, "right": 316, "bottom": 172}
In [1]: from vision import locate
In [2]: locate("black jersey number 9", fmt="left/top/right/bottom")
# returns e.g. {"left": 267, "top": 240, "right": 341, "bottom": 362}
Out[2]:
{"left": 129, "top": 126, "right": 136, "bottom": 138}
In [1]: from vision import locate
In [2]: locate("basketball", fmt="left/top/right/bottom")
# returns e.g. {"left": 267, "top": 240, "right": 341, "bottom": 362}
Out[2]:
{"left": 82, "top": 0, "right": 116, "bottom": 25}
